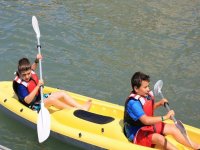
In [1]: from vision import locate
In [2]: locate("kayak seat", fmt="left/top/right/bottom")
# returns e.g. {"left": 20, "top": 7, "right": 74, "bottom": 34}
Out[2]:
{"left": 74, "top": 110, "right": 115, "bottom": 124}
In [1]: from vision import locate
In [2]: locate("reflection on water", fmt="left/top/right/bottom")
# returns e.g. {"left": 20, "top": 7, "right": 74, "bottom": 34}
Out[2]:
{"left": 0, "top": 0, "right": 200, "bottom": 149}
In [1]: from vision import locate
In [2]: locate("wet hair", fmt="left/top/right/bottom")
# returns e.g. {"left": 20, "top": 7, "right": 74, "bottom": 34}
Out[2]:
{"left": 17, "top": 58, "right": 31, "bottom": 74}
{"left": 131, "top": 72, "right": 150, "bottom": 93}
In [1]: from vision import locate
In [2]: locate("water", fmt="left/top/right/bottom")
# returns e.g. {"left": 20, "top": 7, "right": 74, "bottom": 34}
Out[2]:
{"left": 0, "top": 0, "right": 200, "bottom": 149}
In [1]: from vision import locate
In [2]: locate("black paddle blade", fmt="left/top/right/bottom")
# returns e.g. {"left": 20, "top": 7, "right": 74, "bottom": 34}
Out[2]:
{"left": 175, "top": 120, "right": 193, "bottom": 147}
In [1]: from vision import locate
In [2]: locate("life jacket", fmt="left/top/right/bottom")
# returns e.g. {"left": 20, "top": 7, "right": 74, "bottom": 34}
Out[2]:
{"left": 124, "top": 91, "right": 165, "bottom": 147}
{"left": 13, "top": 70, "right": 40, "bottom": 106}
{"left": 124, "top": 91, "right": 154, "bottom": 126}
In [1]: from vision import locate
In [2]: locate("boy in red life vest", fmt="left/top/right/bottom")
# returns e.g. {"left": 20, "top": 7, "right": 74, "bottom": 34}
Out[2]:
{"left": 13, "top": 54, "right": 92, "bottom": 111}
{"left": 123, "top": 72, "right": 200, "bottom": 150}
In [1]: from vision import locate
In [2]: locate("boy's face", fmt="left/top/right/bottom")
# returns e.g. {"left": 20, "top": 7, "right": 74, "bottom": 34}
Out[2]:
{"left": 19, "top": 69, "right": 32, "bottom": 82}
{"left": 134, "top": 80, "right": 150, "bottom": 97}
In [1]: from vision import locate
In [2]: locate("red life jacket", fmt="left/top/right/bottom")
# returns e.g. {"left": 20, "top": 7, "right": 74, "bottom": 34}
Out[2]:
{"left": 13, "top": 70, "right": 39, "bottom": 96}
{"left": 124, "top": 91, "right": 154, "bottom": 126}
{"left": 129, "top": 91, "right": 154, "bottom": 116}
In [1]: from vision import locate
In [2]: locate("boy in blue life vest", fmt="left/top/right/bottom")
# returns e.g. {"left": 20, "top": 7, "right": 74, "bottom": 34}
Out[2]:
{"left": 124, "top": 72, "right": 200, "bottom": 150}
{"left": 13, "top": 54, "right": 92, "bottom": 111}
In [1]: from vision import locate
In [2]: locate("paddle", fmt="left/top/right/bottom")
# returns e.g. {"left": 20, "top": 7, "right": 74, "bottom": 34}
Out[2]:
{"left": 32, "top": 16, "right": 51, "bottom": 143}
{"left": 154, "top": 80, "right": 193, "bottom": 147}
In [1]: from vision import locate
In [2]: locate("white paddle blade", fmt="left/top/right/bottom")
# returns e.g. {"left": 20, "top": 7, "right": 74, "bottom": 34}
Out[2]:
{"left": 154, "top": 80, "right": 163, "bottom": 96}
{"left": 37, "top": 106, "right": 51, "bottom": 143}
{"left": 32, "top": 16, "right": 41, "bottom": 38}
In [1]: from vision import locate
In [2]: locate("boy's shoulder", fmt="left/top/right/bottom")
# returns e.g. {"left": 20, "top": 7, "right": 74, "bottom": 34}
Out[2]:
{"left": 127, "top": 98, "right": 141, "bottom": 107}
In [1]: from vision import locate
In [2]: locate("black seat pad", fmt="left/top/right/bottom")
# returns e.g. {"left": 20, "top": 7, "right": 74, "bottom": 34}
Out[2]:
{"left": 74, "top": 110, "right": 114, "bottom": 124}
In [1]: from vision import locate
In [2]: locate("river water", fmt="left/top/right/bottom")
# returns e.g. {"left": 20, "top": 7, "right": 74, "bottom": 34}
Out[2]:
{"left": 0, "top": 0, "right": 200, "bottom": 149}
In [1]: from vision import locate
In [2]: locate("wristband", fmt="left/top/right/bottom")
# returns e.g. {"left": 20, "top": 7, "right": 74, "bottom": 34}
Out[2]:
{"left": 35, "top": 58, "right": 39, "bottom": 63}
{"left": 161, "top": 116, "right": 164, "bottom": 121}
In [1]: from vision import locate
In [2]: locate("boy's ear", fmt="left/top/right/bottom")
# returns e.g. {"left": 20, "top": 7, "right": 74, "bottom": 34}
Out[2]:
{"left": 134, "top": 86, "right": 138, "bottom": 93}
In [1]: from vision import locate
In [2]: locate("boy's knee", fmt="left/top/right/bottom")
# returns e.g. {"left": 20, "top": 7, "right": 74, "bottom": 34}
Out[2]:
{"left": 46, "top": 97, "right": 55, "bottom": 103}
{"left": 57, "top": 90, "right": 66, "bottom": 96}
{"left": 152, "top": 133, "right": 165, "bottom": 144}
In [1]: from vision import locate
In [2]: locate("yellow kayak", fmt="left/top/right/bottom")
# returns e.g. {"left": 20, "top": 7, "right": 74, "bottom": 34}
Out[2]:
{"left": 0, "top": 81, "right": 199, "bottom": 150}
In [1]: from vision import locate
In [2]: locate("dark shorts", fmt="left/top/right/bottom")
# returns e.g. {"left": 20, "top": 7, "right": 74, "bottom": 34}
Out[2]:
{"left": 21, "top": 93, "right": 51, "bottom": 111}
{"left": 43, "top": 93, "right": 51, "bottom": 99}
{"left": 31, "top": 93, "right": 51, "bottom": 111}
{"left": 134, "top": 122, "right": 165, "bottom": 147}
